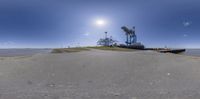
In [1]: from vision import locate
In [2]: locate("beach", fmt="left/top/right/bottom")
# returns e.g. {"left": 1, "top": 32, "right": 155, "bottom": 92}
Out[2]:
{"left": 0, "top": 49, "right": 200, "bottom": 99}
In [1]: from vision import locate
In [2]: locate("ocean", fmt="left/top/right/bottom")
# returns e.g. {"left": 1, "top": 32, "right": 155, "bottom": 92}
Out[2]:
{"left": 181, "top": 49, "right": 200, "bottom": 57}
{"left": 0, "top": 49, "right": 51, "bottom": 57}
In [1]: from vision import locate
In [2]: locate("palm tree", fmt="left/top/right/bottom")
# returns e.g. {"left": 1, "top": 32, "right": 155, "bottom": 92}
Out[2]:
{"left": 121, "top": 26, "right": 137, "bottom": 46}
{"left": 129, "top": 29, "right": 134, "bottom": 45}
{"left": 121, "top": 26, "right": 130, "bottom": 46}
{"left": 132, "top": 27, "right": 137, "bottom": 44}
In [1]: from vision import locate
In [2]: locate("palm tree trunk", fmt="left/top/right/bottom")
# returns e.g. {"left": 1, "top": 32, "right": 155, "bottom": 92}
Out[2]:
{"left": 126, "top": 34, "right": 129, "bottom": 46}
{"left": 130, "top": 35, "right": 132, "bottom": 45}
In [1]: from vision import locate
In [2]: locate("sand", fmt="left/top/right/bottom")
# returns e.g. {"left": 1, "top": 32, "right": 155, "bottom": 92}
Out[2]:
{"left": 0, "top": 49, "right": 200, "bottom": 99}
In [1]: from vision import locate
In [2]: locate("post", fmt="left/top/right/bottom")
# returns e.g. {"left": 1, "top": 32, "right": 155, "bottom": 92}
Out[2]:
{"left": 104, "top": 32, "right": 108, "bottom": 46}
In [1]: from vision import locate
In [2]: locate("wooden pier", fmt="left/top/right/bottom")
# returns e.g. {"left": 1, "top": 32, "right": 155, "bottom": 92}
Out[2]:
{"left": 144, "top": 48, "right": 186, "bottom": 54}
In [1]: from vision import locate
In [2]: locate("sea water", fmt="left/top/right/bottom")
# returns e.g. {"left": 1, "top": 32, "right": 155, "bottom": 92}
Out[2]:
{"left": 181, "top": 49, "right": 200, "bottom": 57}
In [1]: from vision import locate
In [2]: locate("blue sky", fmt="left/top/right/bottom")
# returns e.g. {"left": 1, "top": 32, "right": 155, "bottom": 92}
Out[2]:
{"left": 0, "top": 0, "right": 199, "bottom": 48}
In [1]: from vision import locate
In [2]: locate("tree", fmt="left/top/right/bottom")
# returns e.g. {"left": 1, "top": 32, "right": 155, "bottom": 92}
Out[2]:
{"left": 121, "top": 26, "right": 130, "bottom": 46}
{"left": 97, "top": 32, "right": 117, "bottom": 46}
{"left": 97, "top": 37, "right": 117, "bottom": 46}
{"left": 121, "top": 26, "right": 137, "bottom": 46}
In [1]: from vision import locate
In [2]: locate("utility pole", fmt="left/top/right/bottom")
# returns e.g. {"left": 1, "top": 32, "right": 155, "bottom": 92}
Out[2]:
{"left": 104, "top": 32, "right": 108, "bottom": 46}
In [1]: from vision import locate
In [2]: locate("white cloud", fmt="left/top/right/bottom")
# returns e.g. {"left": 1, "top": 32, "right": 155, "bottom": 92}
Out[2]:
{"left": 83, "top": 32, "right": 90, "bottom": 36}
{"left": 0, "top": 41, "right": 15, "bottom": 45}
{"left": 183, "top": 34, "right": 188, "bottom": 37}
{"left": 183, "top": 21, "right": 192, "bottom": 27}
{"left": 0, "top": 41, "right": 16, "bottom": 48}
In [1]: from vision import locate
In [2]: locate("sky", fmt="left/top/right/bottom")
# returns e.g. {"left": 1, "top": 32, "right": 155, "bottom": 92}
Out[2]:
{"left": 0, "top": 0, "right": 199, "bottom": 48}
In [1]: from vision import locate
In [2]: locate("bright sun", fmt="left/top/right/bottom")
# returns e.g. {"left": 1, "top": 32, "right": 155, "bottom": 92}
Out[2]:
{"left": 96, "top": 19, "right": 106, "bottom": 26}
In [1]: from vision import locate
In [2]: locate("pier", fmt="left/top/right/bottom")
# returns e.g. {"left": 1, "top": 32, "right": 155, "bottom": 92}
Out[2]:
{"left": 159, "top": 49, "right": 186, "bottom": 54}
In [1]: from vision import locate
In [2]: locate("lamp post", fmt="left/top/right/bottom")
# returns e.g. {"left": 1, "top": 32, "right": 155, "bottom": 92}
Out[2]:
{"left": 105, "top": 32, "right": 108, "bottom": 39}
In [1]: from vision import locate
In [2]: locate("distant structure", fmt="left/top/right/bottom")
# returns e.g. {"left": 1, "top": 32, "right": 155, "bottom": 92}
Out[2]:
{"left": 97, "top": 32, "right": 116, "bottom": 46}
{"left": 121, "top": 26, "right": 144, "bottom": 49}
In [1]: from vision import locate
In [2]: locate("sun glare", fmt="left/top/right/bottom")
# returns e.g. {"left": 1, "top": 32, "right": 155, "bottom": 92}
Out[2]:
{"left": 95, "top": 19, "right": 106, "bottom": 26}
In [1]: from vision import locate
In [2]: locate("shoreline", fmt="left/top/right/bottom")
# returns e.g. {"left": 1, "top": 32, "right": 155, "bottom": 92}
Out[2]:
{"left": 0, "top": 48, "right": 199, "bottom": 58}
